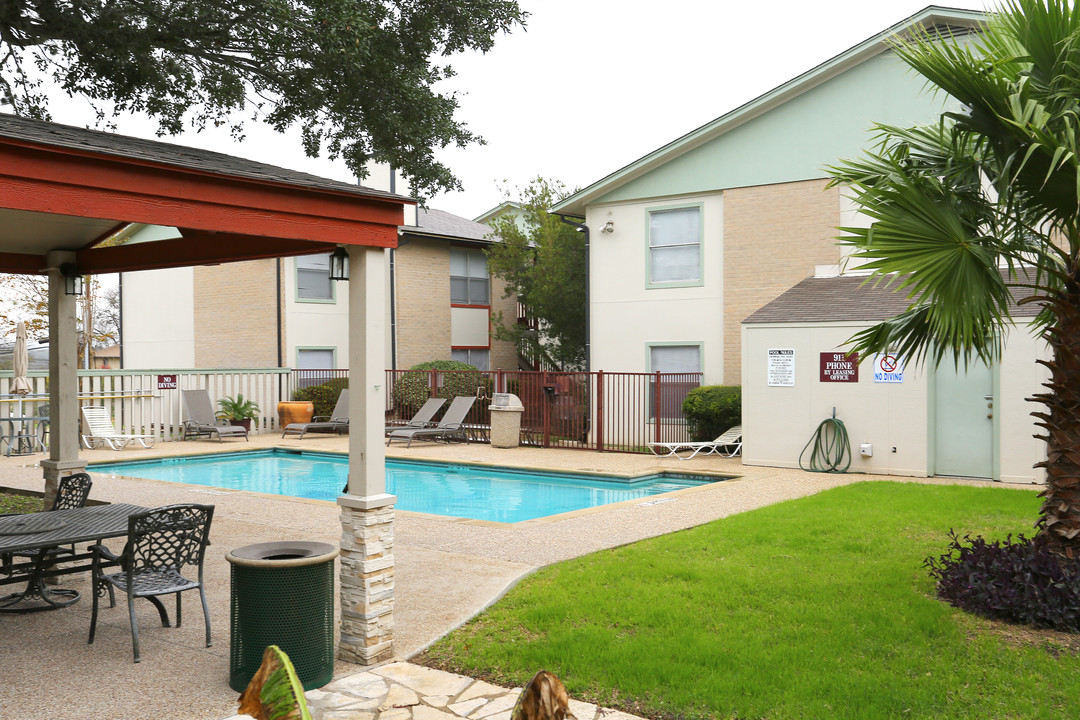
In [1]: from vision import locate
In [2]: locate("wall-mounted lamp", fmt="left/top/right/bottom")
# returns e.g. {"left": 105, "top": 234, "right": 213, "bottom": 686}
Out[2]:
{"left": 59, "top": 262, "right": 84, "bottom": 296}
{"left": 600, "top": 221, "right": 615, "bottom": 234}
{"left": 329, "top": 246, "right": 349, "bottom": 281}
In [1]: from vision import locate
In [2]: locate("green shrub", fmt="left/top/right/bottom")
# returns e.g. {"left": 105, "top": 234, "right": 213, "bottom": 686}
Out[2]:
{"left": 682, "top": 385, "right": 741, "bottom": 441}
{"left": 292, "top": 377, "right": 349, "bottom": 418}
{"left": 391, "top": 360, "right": 492, "bottom": 413}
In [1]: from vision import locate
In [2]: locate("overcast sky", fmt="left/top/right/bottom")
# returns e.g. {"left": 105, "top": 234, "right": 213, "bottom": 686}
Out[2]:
{"left": 36, "top": 0, "right": 989, "bottom": 221}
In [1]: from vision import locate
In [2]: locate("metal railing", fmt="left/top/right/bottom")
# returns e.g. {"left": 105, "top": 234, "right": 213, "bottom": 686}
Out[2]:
{"left": 382, "top": 368, "right": 702, "bottom": 453}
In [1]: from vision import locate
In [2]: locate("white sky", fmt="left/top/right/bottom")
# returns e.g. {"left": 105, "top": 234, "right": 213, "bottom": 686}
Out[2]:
{"left": 31, "top": 0, "right": 989, "bottom": 221}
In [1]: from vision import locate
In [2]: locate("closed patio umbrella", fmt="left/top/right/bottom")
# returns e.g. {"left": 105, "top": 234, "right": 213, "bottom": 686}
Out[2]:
{"left": 11, "top": 321, "right": 32, "bottom": 414}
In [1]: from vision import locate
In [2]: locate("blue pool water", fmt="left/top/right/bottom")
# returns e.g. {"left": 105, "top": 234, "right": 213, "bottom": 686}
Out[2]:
{"left": 90, "top": 450, "right": 721, "bottom": 523}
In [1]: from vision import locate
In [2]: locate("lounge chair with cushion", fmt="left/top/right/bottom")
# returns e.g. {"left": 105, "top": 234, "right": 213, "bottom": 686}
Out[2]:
{"left": 648, "top": 425, "right": 742, "bottom": 460}
{"left": 383, "top": 397, "right": 445, "bottom": 435}
{"left": 181, "top": 389, "right": 248, "bottom": 442}
{"left": 80, "top": 406, "right": 156, "bottom": 450}
{"left": 282, "top": 392, "right": 350, "bottom": 439}
{"left": 386, "top": 396, "right": 476, "bottom": 447}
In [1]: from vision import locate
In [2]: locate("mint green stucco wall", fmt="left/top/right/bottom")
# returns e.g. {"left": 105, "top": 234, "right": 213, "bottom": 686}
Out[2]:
{"left": 598, "top": 50, "right": 958, "bottom": 204}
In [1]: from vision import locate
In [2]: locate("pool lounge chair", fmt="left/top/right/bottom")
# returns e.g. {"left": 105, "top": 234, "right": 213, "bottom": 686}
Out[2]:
{"left": 386, "top": 396, "right": 476, "bottom": 447}
{"left": 648, "top": 425, "right": 742, "bottom": 460}
{"left": 383, "top": 397, "right": 445, "bottom": 435}
{"left": 80, "top": 406, "right": 156, "bottom": 450}
{"left": 282, "top": 392, "right": 350, "bottom": 439}
{"left": 181, "top": 389, "right": 249, "bottom": 442}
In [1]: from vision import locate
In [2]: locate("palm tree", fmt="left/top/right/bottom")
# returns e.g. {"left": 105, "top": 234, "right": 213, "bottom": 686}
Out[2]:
{"left": 829, "top": 0, "right": 1080, "bottom": 558}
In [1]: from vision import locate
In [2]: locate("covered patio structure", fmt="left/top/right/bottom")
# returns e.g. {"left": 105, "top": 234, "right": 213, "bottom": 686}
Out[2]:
{"left": 0, "top": 112, "right": 409, "bottom": 663}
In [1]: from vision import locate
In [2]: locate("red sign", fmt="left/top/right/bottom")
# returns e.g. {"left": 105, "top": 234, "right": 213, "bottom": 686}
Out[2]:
{"left": 819, "top": 352, "right": 859, "bottom": 382}
{"left": 157, "top": 375, "right": 177, "bottom": 390}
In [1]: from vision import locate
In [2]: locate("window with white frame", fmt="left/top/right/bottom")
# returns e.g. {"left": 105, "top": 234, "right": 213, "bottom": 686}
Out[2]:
{"left": 452, "top": 348, "right": 490, "bottom": 371}
{"left": 450, "top": 247, "right": 490, "bottom": 305}
{"left": 648, "top": 206, "right": 701, "bottom": 285}
{"left": 296, "top": 253, "right": 333, "bottom": 301}
{"left": 297, "top": 348, "right": 335, "bottom": 369}
{"left": 649, "top": 344, "right": 702, "bottom": 419}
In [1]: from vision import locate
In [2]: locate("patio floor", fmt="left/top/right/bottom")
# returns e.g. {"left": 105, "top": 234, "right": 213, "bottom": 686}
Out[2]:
{"left": 0, "top": 432, "right": 1009, "bottom": 719}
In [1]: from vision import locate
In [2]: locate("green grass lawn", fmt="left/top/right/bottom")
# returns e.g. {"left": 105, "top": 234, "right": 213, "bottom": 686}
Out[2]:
{"left": 0, "top": 492, "right": 42, "bottom": 514}
{"left": 420, "top": 482, "right": 1079, "bottom": 720}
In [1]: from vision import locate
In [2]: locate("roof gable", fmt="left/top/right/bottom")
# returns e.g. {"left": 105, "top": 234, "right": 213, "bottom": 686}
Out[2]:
{"left": 553, "top": 6, "right": 985, "bottom": 216}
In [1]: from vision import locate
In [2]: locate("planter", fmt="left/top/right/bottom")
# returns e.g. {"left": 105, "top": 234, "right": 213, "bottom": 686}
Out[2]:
{"left": 277, "top": 401, "right": 314, "bottom": 428}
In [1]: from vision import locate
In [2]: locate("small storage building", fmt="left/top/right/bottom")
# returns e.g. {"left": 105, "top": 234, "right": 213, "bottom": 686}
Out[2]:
{"left": 740, "top": 274, "right": 1047, "bottom": 484}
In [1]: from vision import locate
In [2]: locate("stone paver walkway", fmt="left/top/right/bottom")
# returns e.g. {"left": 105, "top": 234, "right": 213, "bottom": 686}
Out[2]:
{"left": 225, "top": 662, "right": 643, "bottom": 720}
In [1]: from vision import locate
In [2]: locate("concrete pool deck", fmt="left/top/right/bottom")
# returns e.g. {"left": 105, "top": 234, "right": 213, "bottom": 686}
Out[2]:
{"left": 0, "top": 433, "right": 1031, "bottom": 719}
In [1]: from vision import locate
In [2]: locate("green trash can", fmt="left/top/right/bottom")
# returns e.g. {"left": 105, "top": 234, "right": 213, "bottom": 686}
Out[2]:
{"left": 227, "top": 541, "right": 339, "bottom": 692}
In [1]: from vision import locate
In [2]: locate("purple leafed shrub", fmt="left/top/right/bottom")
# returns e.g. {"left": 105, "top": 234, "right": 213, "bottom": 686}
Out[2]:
{"left": 924, "top": 531, "right": 1080, "bottom": 633}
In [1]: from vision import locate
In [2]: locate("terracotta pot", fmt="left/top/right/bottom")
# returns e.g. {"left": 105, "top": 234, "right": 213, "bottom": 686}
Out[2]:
{"left": 278, "top": 400, "right": 314, "bottom": 428}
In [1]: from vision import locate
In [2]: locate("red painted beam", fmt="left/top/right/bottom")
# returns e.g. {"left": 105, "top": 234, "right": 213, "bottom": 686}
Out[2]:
{"left": 0, "top": 252, "right": 46, "bottom": 274}
{"left": 76, "top": 232, "right": 342, "bottom": 274}
{"left": 0, "top": 141, "right": 407, "bottom": 244}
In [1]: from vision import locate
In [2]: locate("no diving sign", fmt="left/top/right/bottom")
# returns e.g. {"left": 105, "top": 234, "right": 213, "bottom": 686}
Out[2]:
{"left": 873, "top": 354, "right": 905, "bottom": 383}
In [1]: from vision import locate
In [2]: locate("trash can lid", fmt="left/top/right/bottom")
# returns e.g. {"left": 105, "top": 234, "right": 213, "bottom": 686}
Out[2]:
{"left": 226, "top": 540, "right": 339, "bottom": 568}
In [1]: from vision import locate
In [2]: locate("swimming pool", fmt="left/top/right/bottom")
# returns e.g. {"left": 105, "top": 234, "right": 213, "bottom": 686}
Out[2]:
{"left": 89, "top": 450, "right": 722, "bottom": 523}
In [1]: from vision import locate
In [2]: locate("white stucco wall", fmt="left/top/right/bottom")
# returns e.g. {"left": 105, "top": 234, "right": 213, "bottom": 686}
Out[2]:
{"left": 283, "top": 255, "right": 350, "bottom": 366}
{"left": 587, "top": 192, "right": 724, "bottom": 379}
{"left": 742, "top": 321, "right": 1048, "bottom": 483}
{"left": 121, "top": 266, "right": 196, "bottom": 368}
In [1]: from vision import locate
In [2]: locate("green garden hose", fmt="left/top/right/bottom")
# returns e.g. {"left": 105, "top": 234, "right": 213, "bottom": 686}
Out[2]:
{"left": 799, "top": 414, "right": 852, "bottom": 473}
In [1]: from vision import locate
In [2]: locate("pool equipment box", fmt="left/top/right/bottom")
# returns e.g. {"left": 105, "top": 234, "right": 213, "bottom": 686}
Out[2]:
{"left": 490, "top": 393, "right": 524, "bottom": 448}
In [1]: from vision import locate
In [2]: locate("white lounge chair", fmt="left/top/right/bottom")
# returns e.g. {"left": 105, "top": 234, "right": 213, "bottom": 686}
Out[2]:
{"left": 648, "top": 425, "right": 742, "bottom": 460}
{"left": 80, "top": 406, "right": 155, "bottom": 451}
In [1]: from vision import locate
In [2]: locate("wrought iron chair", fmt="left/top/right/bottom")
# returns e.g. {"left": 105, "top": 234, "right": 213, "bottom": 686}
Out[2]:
{"left": 0, "top": 473, "right": 93, "bottom": 611}
{"left": 88, "top": 503, "right": 214, "bottom": 663}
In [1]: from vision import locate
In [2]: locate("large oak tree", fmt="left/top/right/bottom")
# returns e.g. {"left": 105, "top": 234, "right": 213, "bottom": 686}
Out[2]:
{"left": 0, "top": 0, "right": 525, "bottom": 196}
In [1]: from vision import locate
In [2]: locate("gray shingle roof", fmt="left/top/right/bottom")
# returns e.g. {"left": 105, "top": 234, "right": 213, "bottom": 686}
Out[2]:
{"left": 744, "top": 272, "right": 1042, "bottom": 324}
{"left": 401, "top": 207, "right": 494, "bottom": 242}
{"left": 0, "top": 113, "right": 409, "bottom": 203}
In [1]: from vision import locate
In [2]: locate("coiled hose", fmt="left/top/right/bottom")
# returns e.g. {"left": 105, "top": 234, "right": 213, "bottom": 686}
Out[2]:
{"left": 798, "top": 415, "right": 852, "bottom": 473}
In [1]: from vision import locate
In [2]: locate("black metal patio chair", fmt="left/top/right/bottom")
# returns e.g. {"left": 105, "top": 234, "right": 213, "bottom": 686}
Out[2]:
{"left": 0, "top": 472, "right": 93, "bottom": 611}
{"left": 88, "top": 503, "right": 214, "bottom": 663}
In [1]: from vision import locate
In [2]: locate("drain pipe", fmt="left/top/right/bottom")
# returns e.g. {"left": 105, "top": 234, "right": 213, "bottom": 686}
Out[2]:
{"left": 557, "top": 215, "right": 590, "bottom": 371}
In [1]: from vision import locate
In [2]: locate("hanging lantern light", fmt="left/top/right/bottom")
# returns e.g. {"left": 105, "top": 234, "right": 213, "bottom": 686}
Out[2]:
{"left": 329, "top": 247, "right": 349, "bottom": 281}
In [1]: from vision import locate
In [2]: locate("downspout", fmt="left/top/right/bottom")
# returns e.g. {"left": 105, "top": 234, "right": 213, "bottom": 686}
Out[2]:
{"left": 117, "top": 273, "right": 124, "bottom": 369}
{"left": 389, "top": 245, "right": 397, "bottom": 371}
{"left": 557, "top": 215, "right": 590, "bottom": 372}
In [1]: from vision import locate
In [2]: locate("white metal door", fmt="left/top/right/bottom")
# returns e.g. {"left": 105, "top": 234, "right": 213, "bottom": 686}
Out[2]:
{"left": 934, "top": 359, "right": 994, "bottom": 479}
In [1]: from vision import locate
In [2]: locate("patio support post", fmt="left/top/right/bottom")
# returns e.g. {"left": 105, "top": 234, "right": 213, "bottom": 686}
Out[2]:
{"left": 40, "top": 251, "right": 86, "bottom": 502}
{"left": 337, "top": 244, "right": 395, "bottom": 665}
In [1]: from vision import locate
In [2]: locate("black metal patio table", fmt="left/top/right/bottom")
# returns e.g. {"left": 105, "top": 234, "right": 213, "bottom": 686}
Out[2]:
{"left": 0, "top": 503, "right": 148, "bottom": 613}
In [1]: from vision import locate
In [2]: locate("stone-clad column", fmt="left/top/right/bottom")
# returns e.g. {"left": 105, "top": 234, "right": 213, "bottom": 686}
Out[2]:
{"left": 338, "top": 245, "right": 396, "bottom": 664}
{"left": 338, "top": 497, "right": 395, "bottom": 664}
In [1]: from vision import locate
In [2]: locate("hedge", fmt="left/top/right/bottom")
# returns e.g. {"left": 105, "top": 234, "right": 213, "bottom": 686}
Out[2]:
{"left": 682, "top": 385, "right": 741, "bottom": 442}
{"left": 292, "top": 377, "right": 349, "bottom": 419}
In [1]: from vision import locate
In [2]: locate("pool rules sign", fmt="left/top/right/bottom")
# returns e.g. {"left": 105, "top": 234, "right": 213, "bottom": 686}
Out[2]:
{"left": 819, "top": 352, "right": 859, "bottom": 382}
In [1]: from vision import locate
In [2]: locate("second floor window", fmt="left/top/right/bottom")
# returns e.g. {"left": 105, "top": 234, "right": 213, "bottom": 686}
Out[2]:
{"left": 450, "top": 247, "right": 489, "bottom": 305}
{"left": 297, "top": 253, "right": 333, "bottom": 301}
{"left": 648, "top": 206, "right": 701, "bottom": 285}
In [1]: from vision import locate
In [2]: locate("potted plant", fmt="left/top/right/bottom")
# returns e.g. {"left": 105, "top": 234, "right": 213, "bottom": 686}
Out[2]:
{"left": 217, "top": 394, "right": 260, "bottom": 431}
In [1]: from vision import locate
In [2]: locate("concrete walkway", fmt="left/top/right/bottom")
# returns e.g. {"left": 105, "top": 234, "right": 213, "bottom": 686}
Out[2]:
{"left": 0, "top": 434, "right": 1029, "bottom": 719}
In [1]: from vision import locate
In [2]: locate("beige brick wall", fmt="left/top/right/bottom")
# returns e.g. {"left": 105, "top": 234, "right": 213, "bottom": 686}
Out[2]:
{"left": 489, "top": 275, "right": 519, "bottom": 371}
{"left": 395, "top": 239, "right": 451, "bottom": 368}
{"left": 723, "top": 179, "right": 842, "bottom": 385}
{"left": 393, "top": 240, "right": 519, "bottom": 371}
{"left": 193, "top": 259, "right": 280, "bottom": 367}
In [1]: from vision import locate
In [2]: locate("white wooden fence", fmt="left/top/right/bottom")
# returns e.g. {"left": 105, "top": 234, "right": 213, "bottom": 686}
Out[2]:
{"left": 0, "top": 368, "right": 291, "bottom": 442}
